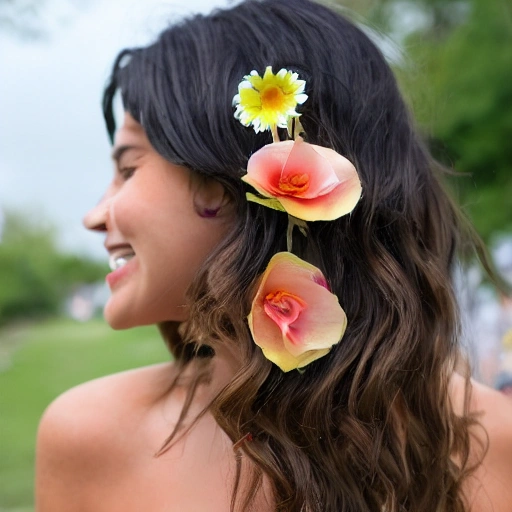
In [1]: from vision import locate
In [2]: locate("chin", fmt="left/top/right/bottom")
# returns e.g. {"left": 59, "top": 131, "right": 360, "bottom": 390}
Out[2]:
{"left": 103, "top": 300, "right": 188, "bottom": 329}
{"left": 103, "top": 301, "right": 143, "bottom": 330}
{"left": 103, "top": 311, "right": 138, "bottom": 330}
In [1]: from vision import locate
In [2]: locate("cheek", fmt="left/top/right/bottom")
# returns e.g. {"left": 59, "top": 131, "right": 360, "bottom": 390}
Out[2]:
{"left": 140, "top": 217, "right": 229, "bottom": 320}
{"left": 109, "top": 192, "right": 138, "bottom": 237}
{"left": 110, "top": 174, "right": 173, "bottom": 232}
{"left": 150, "top": 218, "right": 221, "bottom": 279}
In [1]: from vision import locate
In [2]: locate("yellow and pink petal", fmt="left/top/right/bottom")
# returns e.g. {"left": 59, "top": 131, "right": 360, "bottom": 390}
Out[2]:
{"left": 277, "top": 173, "right": 362, "bottom": 221}
{"left": 247, "top": 252, "right": 347, "bottom": 372}
{"left": 242, "top": 138, "right": 362, "bottom": 221}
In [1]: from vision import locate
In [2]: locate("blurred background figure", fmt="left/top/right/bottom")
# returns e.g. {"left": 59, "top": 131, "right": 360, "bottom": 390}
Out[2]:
{"left": 496, "top": 370, "right": 512, "bottom": 397}
{"left": 459, "top": 238, "right": 512, "bottom": 389}
{"left": 493, "top": 239, "right": 512, "bottom": 393}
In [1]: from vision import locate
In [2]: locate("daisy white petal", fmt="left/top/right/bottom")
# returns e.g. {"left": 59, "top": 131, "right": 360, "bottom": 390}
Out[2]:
{"left": 233, "top": 66, "right": 308, "bottom": 134}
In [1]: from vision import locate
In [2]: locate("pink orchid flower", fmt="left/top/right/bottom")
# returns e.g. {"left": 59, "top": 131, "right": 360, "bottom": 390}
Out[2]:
{"left": 242, "top": 137, "right": 362, "bottom": 221}
{"left": 247, "top": 252, "right": 347, "bottom": 372}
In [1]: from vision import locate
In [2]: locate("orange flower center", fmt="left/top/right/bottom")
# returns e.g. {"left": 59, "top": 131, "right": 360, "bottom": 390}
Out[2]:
{"left": 278, "top": 173, "right": 310, "bottom": 195}
{"left": 260, "top": 85, "right": 285, "bottom": 110}
{"left": 264, "top": 290, "right": 306, "bottom": 327}
{"left": 265, "top": 290, "right": 293, "bottom": 312}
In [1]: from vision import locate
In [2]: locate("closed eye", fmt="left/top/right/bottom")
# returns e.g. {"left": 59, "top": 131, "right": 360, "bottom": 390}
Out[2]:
{"left": 119, "top": 167, "right": 136, "bottom": 180}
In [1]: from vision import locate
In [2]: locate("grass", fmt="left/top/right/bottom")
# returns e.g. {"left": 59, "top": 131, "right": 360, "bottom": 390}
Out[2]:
{"left": 0, "top": 317, "right": 168, "bottom": 511}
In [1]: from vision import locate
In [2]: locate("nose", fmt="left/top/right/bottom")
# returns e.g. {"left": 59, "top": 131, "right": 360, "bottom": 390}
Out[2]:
{"left": 83, "top": 195, "right": 110, "bottom": 232}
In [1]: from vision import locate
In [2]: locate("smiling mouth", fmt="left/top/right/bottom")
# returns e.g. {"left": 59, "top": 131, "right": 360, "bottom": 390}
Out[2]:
{"left": 109, "top": 251, "right": 136, "bottom": 271}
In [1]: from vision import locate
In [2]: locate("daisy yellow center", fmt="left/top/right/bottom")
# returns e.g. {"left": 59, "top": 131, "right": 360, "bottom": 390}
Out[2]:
{"left": 260, "top": 85, "right": 286, "bottom": 111}
{"left": 278, "top": 173, "right": 310, "bottom": 195}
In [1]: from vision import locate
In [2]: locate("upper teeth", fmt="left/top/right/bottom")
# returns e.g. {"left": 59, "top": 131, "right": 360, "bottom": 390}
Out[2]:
{"left": 109, "top": 253, "right": 135, "bottom": 271}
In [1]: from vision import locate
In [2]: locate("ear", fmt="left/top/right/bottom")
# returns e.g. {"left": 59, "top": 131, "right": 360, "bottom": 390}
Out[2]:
{"left": 191, "top": 176, "right": 234, "bottom": 219}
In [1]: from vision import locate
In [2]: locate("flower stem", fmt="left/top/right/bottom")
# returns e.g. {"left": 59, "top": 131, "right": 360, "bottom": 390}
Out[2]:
{"left": 287, "top": 215, "right": 309, "bottom": 253}
{"left": 287, "top": 218, "right": 294, "bottom": 252}
{"left": 271, "top": 124, "right": 280, "bottom": 143}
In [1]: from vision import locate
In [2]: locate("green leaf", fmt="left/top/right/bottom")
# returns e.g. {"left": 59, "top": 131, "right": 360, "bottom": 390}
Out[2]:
{"left": 246, "top": 193, "right": 286, "bottom": 212}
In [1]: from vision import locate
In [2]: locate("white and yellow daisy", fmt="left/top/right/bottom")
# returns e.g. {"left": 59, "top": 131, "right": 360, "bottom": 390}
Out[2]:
{"left": 233, "top": 66, "right": 308, "bottom": 135}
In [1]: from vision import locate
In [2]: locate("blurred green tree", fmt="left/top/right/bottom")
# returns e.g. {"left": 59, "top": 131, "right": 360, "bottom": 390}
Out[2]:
{"left": 0, "top": 211, "right": 106, "bottom": 325}
{"left": 326, "top": 0, "right": 512, "bottom": 240}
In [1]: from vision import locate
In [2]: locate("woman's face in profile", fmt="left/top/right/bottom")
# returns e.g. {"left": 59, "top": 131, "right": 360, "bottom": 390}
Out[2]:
{"left": 83, "top": 112, "right": 233, "bottom": 329}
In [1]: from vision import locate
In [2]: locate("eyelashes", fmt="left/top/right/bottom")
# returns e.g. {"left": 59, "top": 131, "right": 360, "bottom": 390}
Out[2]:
{"left": 119, "top": 167, "right": 136, "bottom": 180}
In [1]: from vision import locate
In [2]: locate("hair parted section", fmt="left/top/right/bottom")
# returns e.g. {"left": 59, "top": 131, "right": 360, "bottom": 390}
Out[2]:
{"left": 103, "top": 0, "right": 486, "bottom": 510}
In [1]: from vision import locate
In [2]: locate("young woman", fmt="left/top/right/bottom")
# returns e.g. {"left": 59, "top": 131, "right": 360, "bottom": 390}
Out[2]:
{"left": 35, "top": 0, "right": 512, "bottom": 510}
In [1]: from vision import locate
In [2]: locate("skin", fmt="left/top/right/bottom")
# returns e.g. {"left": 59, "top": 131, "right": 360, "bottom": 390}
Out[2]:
{"left": 36, "top": 113, "right": 271, "bottom": 511}
{"left": 82, "top": 113, "right": 234, "bottom": 329}
{"left": 35, "top": 114, "right": 512, "bottom": 511}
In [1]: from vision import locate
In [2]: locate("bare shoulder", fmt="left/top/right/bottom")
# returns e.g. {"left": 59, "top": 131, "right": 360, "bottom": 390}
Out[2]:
{"left": 451, "top": 373, "right": 512, "bottom": 455}
{"left": 37, "top": 362, "right": 176, "bottom": 449}
{"left": 451, "top": 373, "right": 512, "bottom": 511}
{"left": 35, "top": 362, "right": 176, "bottom": 511}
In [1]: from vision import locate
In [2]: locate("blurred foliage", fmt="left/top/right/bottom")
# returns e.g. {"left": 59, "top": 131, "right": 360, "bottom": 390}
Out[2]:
{"left": 0, "top": 211, "right": 107, "bottom": 325}
{"left": 327, "top": 0, "right": 512, "bottom": 240}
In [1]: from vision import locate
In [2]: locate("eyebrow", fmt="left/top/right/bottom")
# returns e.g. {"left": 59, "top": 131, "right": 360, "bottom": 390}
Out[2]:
{"left": 111, "top": 145, "right": 143, "bottom": 163}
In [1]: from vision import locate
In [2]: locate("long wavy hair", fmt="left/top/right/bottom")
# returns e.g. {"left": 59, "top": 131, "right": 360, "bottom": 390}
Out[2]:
{"left": 102, "top": 0, "right": 486, "bottom": 510}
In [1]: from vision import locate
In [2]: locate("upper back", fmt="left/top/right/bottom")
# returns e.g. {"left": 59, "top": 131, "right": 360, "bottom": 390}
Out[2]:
{"left": 35, "top": 364, "right": 512, "bottom": 512}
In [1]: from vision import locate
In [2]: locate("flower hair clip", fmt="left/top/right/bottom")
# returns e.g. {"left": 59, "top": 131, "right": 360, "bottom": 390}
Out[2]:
{"left": 233, "top": 66, "right": 362, "bottom": 372}
{"left": 233, "top": 66, "right": 307, "bottom": 139}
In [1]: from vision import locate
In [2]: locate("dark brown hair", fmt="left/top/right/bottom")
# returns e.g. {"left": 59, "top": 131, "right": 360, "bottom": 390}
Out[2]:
{"left": 103, "top": 0, "right": 486, "bottom": 509}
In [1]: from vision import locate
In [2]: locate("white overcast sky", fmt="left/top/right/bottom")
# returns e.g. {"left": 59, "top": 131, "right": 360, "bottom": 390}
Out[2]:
{"left": 1, "top": 0, "right": 508, "bottom": 265}
{"left": 0, "top": 0, "right": 238, "bottom": 259}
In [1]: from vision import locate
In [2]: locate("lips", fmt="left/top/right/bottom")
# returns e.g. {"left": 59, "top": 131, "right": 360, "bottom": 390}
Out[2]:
{"left": 105, "top": 244, "right": 137, "bottom": 288}
{"left": 109, "top": 251, "right": 136, "bottom": 271}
